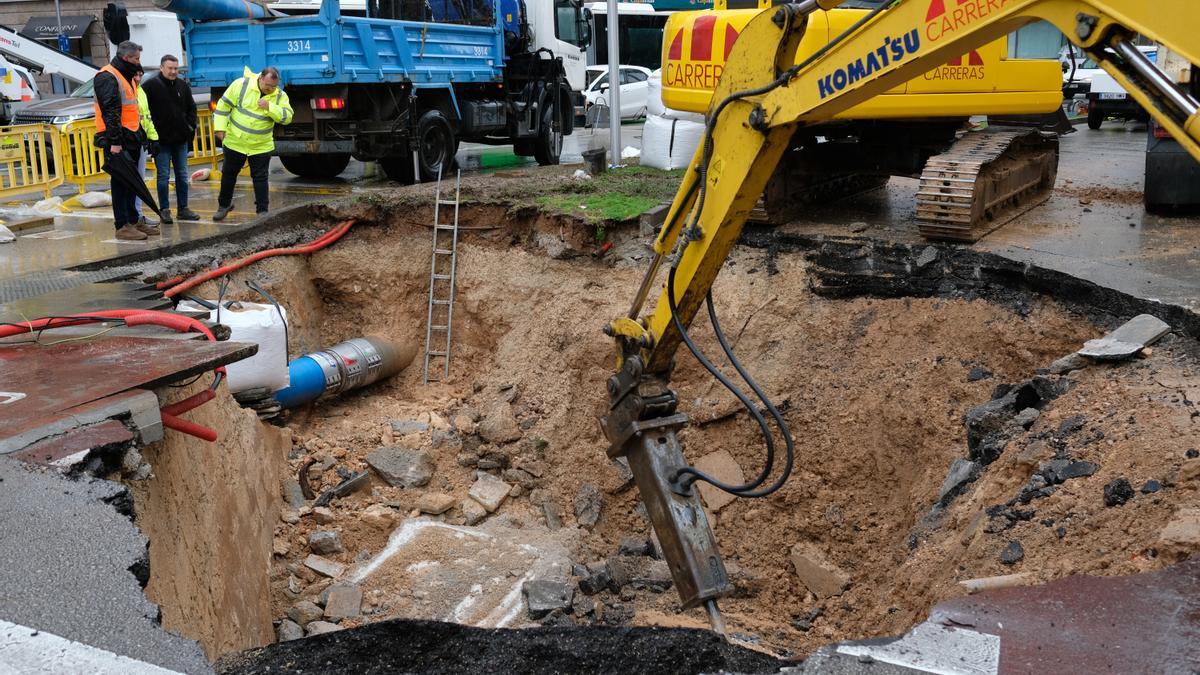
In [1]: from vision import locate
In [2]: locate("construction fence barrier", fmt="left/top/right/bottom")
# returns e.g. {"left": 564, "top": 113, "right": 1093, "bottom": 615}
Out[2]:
{"left": 0, "top": 124, "right": 64, "bottom": 200}
{"left": 59, "top": 108, "right": 227, "bottom": 195}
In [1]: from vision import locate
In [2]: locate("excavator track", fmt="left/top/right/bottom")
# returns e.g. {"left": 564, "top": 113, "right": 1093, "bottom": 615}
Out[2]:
{"left": 916, "top": 129, "right": 1059, "bottom": 242}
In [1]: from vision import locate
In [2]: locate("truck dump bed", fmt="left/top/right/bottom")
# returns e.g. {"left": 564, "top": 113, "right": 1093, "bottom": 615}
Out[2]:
{"left": 184, "top": 2, "right": 504, "bottom": 89}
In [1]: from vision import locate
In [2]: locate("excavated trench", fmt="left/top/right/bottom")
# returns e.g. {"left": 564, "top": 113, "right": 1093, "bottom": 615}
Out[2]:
{"left": 123, "top": 198, "right": 1200, "bottom": 673}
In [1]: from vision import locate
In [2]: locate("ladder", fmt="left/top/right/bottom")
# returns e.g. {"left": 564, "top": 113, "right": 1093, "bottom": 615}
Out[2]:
{"left": 423, "top": 168, "right": 461, "bottom": 384}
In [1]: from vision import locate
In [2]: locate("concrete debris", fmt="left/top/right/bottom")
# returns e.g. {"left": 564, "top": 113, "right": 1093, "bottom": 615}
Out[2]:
{"left": 915, "top": 246, "right": 938, "bottom": 268}
{"left": 579, "top": 561, "right": 615, "bottom": 596}
{"left": 789, "top": 543, "right": 850, "bottom": 598}
{"left": 542, "top": 499, "right": 563, "bottom": 531}
{"left": 790, "top": 607, "right": 823, "bottom": 632}
{"left": 462, "top": 499, "right": 488, "bottom": 525}
{"left": 390, "top": 419, "right": 430, "bottom": 435}
{"left": 502, "top": 468, "right": 537, "bottom": 490}
{"left": 692, "top": 450, "right": 746, "bottom": 511}
{"left": 276, "top": 619, "right": 304, "bottom": 642}
{"left": 609, "top": 557, "right": 672, "bottom": 593}
{"left": 283, "top": 479, "right": 307, "bottom": 509}
{"left": 938, "top": 458, "right": 981, "bottom": 505}
{"left": 456, "top": 452, "right": 479, "bottom": 467}
{"left": 573, "top": 482, "right": 603, "bottom": 529}
{"left": 361, "top": 504, "right": 398, "bottom": 529}
{"left": 523, "top": 580, "right": 574, "bottom": 619}
{"left": 309, "top": 530, "right": 344, "bottom": 555}
{"left": 1103, "top": 478, "right": 1135, "bottom": 507}
{"left": 1078, "top": 314, "right": 1170, "bottom": 360}
{"left": 304, "top": 621, "right": 342, "bottom": 636}
{"left": 477, "top": 450, "right": 510, "bottom": 471}
{"left": 416, "top": 492, "right": 456, "bottom": 515}
{"left": 1158, "top": 509, "right": 1200, "bottom": 553}
{"left": 453, "top": 414, "right": 476, "bottom": 435}
{"left": 1046, "top": 352, "right": 1091, "bottom": 375}
{"left": 618, "top": 537, "right": 655, "bottom": 557}
{"left": 313, "top": 506, "right": 336, "bottom": 525}
{"left": 324, "top": 584, "right": 363, "bottom": 620}
{"left": 469, "top": 474, "right": 512, "bottom": 513}
{"left": 273, "top": 538, "right": 290, "bottom": 557}
{"left": 999, "top": 540, "right": 1025, "bottom": 565}
{"left": 367, "top": 446, "right": 435, "bottom": 488}
{"left": 478, "top": 402, "right": 522, "bottom": 444}
{"left": 1040, "top": 459, "right": 1098, "bottom": 485}
{"left": 287, "top": 600, "right": 324, "bottom": 626}
{"left": 304, "top": 554, "right": 346, "bottom": 579}
{"left": 281, "top": 508, "right": 301, "bottom": 525}
{"left": 1013, "top": 407, "right": 1040, "bottom": 429}
{"left": 347, "top": 519, "right": 575, "bottom": 628}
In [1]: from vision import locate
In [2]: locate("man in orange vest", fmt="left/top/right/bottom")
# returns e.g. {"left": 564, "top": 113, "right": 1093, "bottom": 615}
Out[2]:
{"left": 94, "top": 40, "right": 159, "bottom": 241}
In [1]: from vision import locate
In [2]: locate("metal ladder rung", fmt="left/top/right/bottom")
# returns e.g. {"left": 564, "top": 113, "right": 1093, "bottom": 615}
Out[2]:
{"left": 433, "top": 274, "right": 451, "bottom": 280}
{"left": 437, "top": 200, "right": 457, "bottom": 206}
{"left": 434, "top": 248, "right": 453, "bottom": 255}
{"left": 430, "top": 324, "right": 448, "bottom": 331}
{"left": 432, "top": 299, "right": 451, "bottom": 305}
{"left": 428, "top": 350, "right": 448, "bottom": 356}
{"left": 435, "top": 224, "right": 456, "bottom": 230}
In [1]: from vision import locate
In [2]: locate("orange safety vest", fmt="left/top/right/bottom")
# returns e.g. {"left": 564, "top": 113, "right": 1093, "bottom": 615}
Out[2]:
{"left": 93, "top": 63, "right": 140, "bottom": 133}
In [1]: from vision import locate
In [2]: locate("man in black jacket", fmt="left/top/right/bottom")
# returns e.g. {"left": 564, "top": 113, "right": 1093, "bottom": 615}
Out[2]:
{"left": 95, "top": 40, "right": 157, "bottom": 240}
{"left": 142, "top": 54, "right": 200, "bottom": 224}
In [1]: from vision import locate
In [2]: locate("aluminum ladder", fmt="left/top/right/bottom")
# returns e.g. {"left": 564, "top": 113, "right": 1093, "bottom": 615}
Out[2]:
{"left": 423, "top": 168, "right": 461, "bottom": 384}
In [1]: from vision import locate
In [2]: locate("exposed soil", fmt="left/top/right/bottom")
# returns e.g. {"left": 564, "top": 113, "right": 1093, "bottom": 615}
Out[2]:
{"left": 204, "top": 185, "right": 1200, "bottom": 661}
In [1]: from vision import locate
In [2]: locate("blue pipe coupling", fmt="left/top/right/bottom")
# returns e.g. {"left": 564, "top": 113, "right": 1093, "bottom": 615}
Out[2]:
{"left": 274, "top": 336, "right": 415, "bottom": 409}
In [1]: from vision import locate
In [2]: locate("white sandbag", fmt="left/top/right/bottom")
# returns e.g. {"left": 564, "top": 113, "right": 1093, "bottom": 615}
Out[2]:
{"left": 639, "top": 114, "right": 705, "bottom": 171}
{"left": 0, "top": 225, "right": 14, "bottom": 243}
{"left": 75, "top": 191, "right": 113, "bottom": 208}
{"left": 178, "top": 300, "right": 291, "bottom": 393}
{"left": 621, "top": 146, "right": 641, "bottom": 159}
{"left": 647, "top": 69, "right": 707, "bottom": 124}
{"left": 32, "top": 196, "right": 65, "bottom": 214}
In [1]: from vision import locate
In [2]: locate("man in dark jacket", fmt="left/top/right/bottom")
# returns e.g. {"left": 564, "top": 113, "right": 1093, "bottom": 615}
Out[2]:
{"left": 94, "top": 40, "right": 157, "bottom": 241}
{"left": 142, "top": 54, "right": 200, "bottom": 224}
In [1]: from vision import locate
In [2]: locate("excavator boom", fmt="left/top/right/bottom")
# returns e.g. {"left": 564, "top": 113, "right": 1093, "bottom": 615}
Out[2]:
{"left": 603, "top": 0, "right": 1200, "bottom": 634}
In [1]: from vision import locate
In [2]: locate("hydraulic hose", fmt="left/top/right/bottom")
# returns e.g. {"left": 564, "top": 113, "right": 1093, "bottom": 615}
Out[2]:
{"left": 163, "top": 220, "right": 355, "bottom": 299}
{"left": 0, "top": 309, "right": 225, "bottom": 441}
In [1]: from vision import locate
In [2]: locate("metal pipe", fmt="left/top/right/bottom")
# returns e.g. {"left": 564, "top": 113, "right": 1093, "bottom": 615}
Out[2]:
{"left": 153, "top": 0, "right": 274, "bottom": 21}
{"left": 606, "top": 0, "right": 621, "bottom": 167}
{"left": 628, "top": 253, "right": 663, "bottom": 319}
{"left": 273, "top": 336, "right": 416, "bottom": 409}
{"left": 1112, "top": 38, "right": 1199, "bottom": 117}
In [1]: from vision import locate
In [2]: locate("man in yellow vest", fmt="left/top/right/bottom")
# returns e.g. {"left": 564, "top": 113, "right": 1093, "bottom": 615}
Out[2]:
{"left": 133, "top": 67, "right": 159, "bottom": 227}
{"left": 94, "top": 40, "right": 157, "bottom": 240}
{"left": 212, "top": 66, "right": 293, "bottom": 221}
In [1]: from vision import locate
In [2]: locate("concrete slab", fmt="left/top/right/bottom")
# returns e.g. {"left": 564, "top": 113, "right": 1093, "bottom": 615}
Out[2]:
{"left": 1078, "top": 313, "right": 1171, "bottom": 359}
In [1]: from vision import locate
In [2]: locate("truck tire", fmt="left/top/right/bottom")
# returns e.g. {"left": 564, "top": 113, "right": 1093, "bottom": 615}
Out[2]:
{"left": 279, "top": 153, "right": 351, "bottom": 179}
{"left": 533, "top": 105, "right": 563, "bottom": 166}
{"left": 1087, "top": 106, "right": 1103, "bottom": 130}
{"left": 379, "top": 154, "right": 416, "bottom": 184}
{"left": 415, "top": 109, "right": 455, "bottom": 182}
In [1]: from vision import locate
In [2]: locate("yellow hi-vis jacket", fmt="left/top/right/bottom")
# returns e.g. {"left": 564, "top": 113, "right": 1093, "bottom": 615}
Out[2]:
{"left": 213, "top": 67, "right": 293, "bottom": 156}
{"left": 137, "top": 86, "right": 158, "bottom": 142}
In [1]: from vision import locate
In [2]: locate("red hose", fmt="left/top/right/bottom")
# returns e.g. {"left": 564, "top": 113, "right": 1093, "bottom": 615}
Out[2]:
{"left": 1, "top": 309, "right": 222, "bottom": 441}
{"left": 162, "top": 220, "right": 355, "bottom": 299}
{"left": 155, "top": 276, "right": 185, "bottom": 290}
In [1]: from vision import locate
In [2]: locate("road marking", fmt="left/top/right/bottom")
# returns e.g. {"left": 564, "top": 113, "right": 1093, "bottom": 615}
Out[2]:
{"left": 836, "top": 622, "right": 1000, "bottom": 675}
{"left": 0, "top": 619, "right": 183, "bottom": 674}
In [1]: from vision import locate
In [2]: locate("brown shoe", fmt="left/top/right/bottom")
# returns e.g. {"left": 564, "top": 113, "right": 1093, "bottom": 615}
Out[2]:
{"left": 137, "top": 221, "right": 161, "bottom": 236}
{"left": 115, "top": 224, "right": 148, "bottom": 241}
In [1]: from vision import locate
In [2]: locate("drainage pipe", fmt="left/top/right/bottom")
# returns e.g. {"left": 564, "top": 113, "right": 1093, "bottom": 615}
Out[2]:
{"left": 153, "top": 0, "right": 276, "bottom": 20}
{"left": 273, "top": 336, "right": 416, "bottom": 409}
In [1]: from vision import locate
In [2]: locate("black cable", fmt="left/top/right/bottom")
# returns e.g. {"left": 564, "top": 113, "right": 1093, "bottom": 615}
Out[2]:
{"left": 666, "top": 266, "right": 780, "bottom": 497}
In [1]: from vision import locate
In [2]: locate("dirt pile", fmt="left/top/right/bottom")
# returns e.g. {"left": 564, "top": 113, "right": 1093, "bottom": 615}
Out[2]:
{"left": 208, "top": 202, "right": 1200, "bottom": 658}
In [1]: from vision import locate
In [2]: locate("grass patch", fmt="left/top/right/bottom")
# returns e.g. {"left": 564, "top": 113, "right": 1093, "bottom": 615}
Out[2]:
{"left": 534, "top": 166, "right": 684, "bottom": 224}
{"left": 535, "top": 192, "right": 659, "bottom": 224}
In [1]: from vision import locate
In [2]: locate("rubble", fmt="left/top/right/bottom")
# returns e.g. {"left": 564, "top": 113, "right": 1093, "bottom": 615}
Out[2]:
{"left": 324, "top": 584, "right": 363, "bottom": 620}
{"left": 287, "top": 600, "right": 324, "bottom": 626}
{"left": 937, "top": 458, "right": 981, "bottom": 505}
{"left": 304, "top": 554, "right": 346, "bottom": 579}
{"left": 313, "top": 507, "right": 337, "bottom": 524}
{"left": 366, "top": 446, "right": 435, "bottom": 488}
{"left": 999, "top": 540, "right": 1025, "bottom": 565}
{"left": 416, "top": 492, "right": 456, "bottom": 515}
{"left": 523, "top": 580, "right": 574, "bottom": 619}
{"left": 617, "top": 537, "right": 654, "bottom": 557}
{"left": 469, "top": 474, "right": 512, "bottom": 512}
{"left": 309, "top": 530, "right": 344, "bottom": 555}
{"left": 1158, "top": 509, "right": 1200, "bottom": 555}
{"left": 462, "top": 499, "right": 488, "bottom": 525}
{"left": 478, "top": 402, "right": 522, "bottom": 444}
{"left": 305, "top": 621, "right": 342, "bottom": 636}
{"left": 276, "top": 619, "right": 304, "bottom": 642}
{"left": 361, "top": 504, "right": 398, "bottom": 529}
{"left": 692, "top": 450, "right": 746, "bottom": 511}
{"left": 1078, "top": 314, "right": 1170, "bottom": 360}
{"left": 789, "top": 543, "right": 849, "bottom": 598}
{"left": 1103, "top": 478, "right": 1135, "bottom": 507}
{"left": 573, "top": 483, "right": 602, "bottom": 529}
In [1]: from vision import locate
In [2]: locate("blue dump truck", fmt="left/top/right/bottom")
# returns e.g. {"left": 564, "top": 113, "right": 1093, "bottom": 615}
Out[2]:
{"left": 164, "top": 0, "right": 591, "bottom": 181}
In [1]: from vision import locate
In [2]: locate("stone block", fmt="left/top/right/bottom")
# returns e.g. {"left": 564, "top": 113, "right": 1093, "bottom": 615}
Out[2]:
{"left": 692, "top": 450, "right": 746, "bottom": 511}
{"left": 366, "top": 446, "right": 434, "bottom": 488}
{"left": 469, "top": 474, "right": 512, "bottom": 512}
{"left": 304, "top": 554, "right": 346, "bottom": 579}
{"left": 309, "top": 530, "right": 343, "bottom": 555}
{"left": 789, "top": 542, "right": 849, "bottom": 598}
{"left": 417, "top": 492, "right": 456, "bottom": 515}
{"left": 523, "top": 579, "right": 574, "bottom": 619}
{"left": 324, "top": 584, "right": 363, "bottom": 620}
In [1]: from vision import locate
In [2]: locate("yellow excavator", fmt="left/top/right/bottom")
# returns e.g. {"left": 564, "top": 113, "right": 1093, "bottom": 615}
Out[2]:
{"left": 661, "top": 0, "right": 1067, "bottom": 241}
{"left": 601, "top": 0, "right": 1199, "bottom": 634}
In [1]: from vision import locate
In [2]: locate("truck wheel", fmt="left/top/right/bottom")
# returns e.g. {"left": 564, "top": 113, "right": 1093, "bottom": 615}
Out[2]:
{"left": 1087, "top": 107, "right": 1103, "bottom": 130}
{"left": 279, "top": 153, "right": 351, "bottom": 179}
{"left": 534, "top": 105, "right": 563, "bottom": 166}
{"left": 415, "top": 110, "right": 455, "bottom": 182}
{"left": 379, "top": 153, "right": 416, "bottom": 184}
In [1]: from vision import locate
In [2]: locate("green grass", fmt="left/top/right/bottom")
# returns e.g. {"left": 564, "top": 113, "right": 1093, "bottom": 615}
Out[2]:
{"left": 534, "top": 165, "right": 684, "bottom": 224}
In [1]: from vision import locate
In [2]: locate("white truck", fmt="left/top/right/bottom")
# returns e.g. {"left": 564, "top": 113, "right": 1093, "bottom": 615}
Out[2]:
{"left": 0, "top": 54, "right": 38, "bottom": 124}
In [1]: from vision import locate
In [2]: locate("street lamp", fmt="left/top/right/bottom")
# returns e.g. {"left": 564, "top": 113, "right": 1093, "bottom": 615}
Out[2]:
{"left": 606, "top": 0, "right": 620, "bottom": 167}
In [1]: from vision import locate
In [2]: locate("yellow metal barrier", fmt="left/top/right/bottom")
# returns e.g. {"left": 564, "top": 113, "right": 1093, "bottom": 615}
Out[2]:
{"left": 58, "top": 109, "right": 228, "bottom": 194}
{"left": 0, "top": 124, "right": 64, "bottom": 199}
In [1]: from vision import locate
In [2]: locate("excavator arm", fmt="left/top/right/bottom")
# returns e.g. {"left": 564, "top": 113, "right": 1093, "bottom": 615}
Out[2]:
{"left": 601, "top": 0, "right": 1200, "bottom": 633}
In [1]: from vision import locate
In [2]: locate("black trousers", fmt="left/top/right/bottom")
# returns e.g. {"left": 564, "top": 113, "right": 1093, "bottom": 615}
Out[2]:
{"left": 218, "top": 146, "right": 272, "bottom": 213}
{"left": 107, "top": 144, "right": 141, "bottom": 228}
